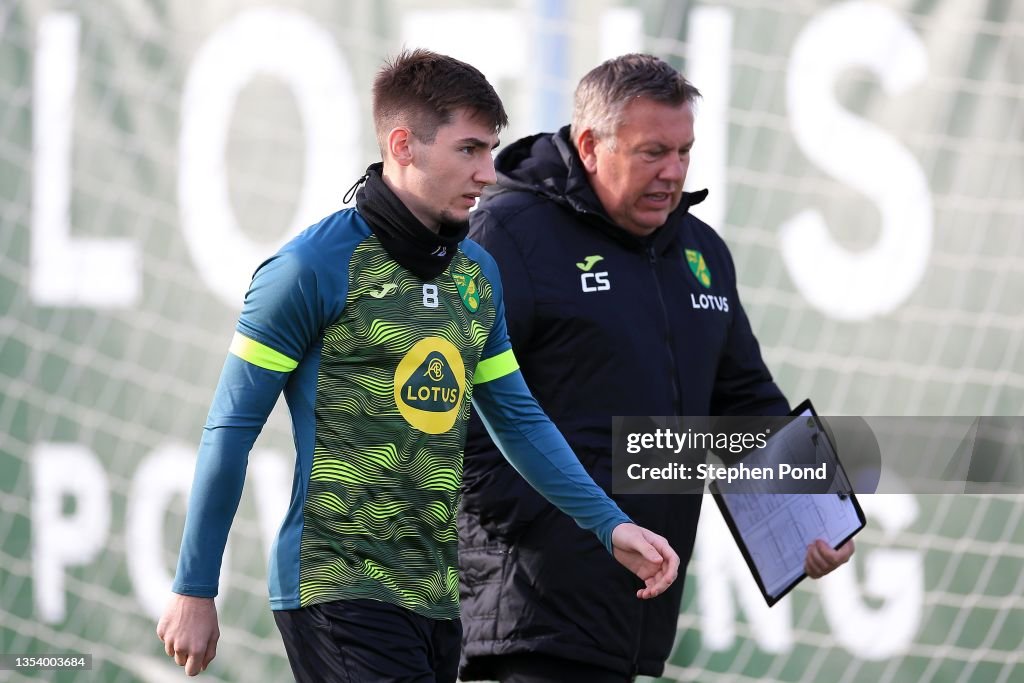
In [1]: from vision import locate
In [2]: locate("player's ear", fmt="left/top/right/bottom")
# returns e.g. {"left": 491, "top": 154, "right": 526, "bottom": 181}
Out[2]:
{"left": 387, "top": 127, "right": 415, "bottom": 167}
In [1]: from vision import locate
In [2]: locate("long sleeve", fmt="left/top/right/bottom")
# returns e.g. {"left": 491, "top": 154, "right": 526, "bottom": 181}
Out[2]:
{"left": 172, "top": 245, "right": 325, "bottom": 597}
{"left": 172, "top": 355, "right": 288, "bottom": 596}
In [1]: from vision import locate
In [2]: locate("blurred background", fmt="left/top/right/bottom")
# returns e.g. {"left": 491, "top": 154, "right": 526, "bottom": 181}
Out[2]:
{"left": 1, "top": 0, "right": 1021, "bottom": 681}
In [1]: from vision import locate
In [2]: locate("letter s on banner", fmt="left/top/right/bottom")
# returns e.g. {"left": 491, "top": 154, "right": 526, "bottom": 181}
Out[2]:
{"left": 781, "top": 1, "right": 931, "bottom": 321}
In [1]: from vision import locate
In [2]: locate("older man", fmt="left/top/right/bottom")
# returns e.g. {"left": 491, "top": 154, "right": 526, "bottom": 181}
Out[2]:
{"left": 459, "top": 54, "right": 853, "bottom": 682}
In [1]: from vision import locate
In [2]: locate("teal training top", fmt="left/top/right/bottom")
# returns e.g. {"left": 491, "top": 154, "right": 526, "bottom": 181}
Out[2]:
{"left": 171, "top": 208, "right": 630, "bottom": 619}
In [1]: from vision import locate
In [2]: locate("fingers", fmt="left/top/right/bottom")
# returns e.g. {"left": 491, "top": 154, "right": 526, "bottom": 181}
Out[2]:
{"left": 805, "top": 545, "right": 825, "bottom": 578}
{"left": 168, "top": 633, "right": 218, "bottom": 676}
{"left": 158, "top": 594, "right": 218, "bottom": 675}
{"left": 186, "top": 652, "right": 204, "bottom": 677}
{"left": 634, "top": 533, "right": 679, "bottom": 600}
{"left": 639, "top": 544, "right": 663, "bottom": 564}
{"left": 611, "top": 524, "right": 682, "bottom": 600}
{"left": 637, "top": 575, "right": 668, "bottom": 599}
{"left": 169, "top": 644, "right": 209, "bottom": 676}
{"left": 805, "top": 539, "right": 855, "bottom": 578}
{"left": 163, "top": 630, "right": 215, "bottom": 675}
{"left": 201, "top": 633, "right": 219, "bottom": 672}
{"left": 629, "top": 527, "right": 667, "bottom": 564}
{"left": 649, "top": 533, "right": 680, "bottom": 577}
{"left": 629, "top": 539, "right": 664, "bottom": 582}
{"left": 637, "top": 533, "right": 664, "bottom": 564}
{"left": 645, "top": 533, "right": 679, "bottom": 583}
{"left": 157, "top": 617, "right": 171, "bottom": 656}
{"left": 636, "top": 561, "right": 677, "bottom": 599}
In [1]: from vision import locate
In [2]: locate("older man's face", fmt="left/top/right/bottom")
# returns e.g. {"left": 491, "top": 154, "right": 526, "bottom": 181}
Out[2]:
{"left": 585, "top": 98, "right": 695, "bottom": 237}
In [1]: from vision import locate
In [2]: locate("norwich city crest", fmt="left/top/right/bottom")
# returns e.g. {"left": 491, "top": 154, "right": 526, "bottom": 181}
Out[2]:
{"left": 394, "top": 337, "right": 466, "bottom": 434}
{"left": 685, "top": 249, "right": 712, "bottom": 289}
{"left": 452, "top": 272, "right": 480, "bottom": 313}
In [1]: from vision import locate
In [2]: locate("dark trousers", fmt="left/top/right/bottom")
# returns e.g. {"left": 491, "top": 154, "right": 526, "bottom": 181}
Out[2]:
{"left": 273, "top": 598, "right": 461, "bottom": 683}
{"left": 492, "top": 653, "right": 634, "bottom": 683}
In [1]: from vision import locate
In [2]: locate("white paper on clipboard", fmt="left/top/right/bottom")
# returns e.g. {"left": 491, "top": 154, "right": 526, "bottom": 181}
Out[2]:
{"left": 711, "top": 400, "right": 865, "bottom": 605}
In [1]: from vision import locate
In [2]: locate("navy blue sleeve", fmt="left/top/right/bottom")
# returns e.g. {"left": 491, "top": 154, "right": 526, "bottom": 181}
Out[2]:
{"left": 472, "top": 370, "right": 631, "bottom": 553}
{"left": 711, "top": 247, "right": 790, "bottom": 417}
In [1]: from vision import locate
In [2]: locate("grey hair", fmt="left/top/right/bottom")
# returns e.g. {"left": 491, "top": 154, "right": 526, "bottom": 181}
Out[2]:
{"left": 571, "top": 54, "right": 701, "bottom": 149}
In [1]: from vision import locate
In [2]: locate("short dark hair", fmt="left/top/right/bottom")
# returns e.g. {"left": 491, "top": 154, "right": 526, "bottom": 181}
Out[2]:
{"left": 372, "top": 49, "right": 508, "bottom": 154}
{"left": 571, "top": 54, "right": 701, "bottom": 147}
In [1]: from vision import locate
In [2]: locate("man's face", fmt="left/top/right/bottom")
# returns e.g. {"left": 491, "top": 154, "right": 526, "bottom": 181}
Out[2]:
{"left": 581, "top": 98, "right": 695, "bottom": 237}
{"left": 403, "top": 108, "right": 499, "bottom": 230}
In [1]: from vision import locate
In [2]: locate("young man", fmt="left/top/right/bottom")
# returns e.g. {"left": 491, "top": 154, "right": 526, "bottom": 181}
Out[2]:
{"left": 156, "top": 50, "right": 679, "bottom": 682}
{"left": 458, "top": 54, "right": 854, "bottom": 682}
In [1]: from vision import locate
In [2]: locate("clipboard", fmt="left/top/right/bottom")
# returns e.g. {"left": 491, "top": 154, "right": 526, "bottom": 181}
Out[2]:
{"left": 710, "top": 399, "right": 866, "bottom": 606}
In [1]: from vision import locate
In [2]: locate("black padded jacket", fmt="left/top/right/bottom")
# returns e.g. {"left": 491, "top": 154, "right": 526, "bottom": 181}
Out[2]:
{"left": 459, "top": 127, "right": 789, "bottom": 679}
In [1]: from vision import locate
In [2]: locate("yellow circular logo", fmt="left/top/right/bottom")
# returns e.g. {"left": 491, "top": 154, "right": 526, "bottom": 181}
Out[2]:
{"left": 394, "top": 337, "right": 466, "bottom": 434}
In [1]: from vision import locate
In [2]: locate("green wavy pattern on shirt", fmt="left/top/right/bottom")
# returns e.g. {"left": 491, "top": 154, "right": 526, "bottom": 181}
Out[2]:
{"left": 298, "top": 236, "right": 497, "bottom": 619}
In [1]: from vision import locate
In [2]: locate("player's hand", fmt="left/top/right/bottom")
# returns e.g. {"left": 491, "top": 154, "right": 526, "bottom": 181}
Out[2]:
{"left": 805, "top": 538, "right": 855, "bottom": 579}
{"left": 157, "top": 594, "right": 219, "bottom": 676}
{"left": 611, "top": 523, "right": 679, "bottom": 599}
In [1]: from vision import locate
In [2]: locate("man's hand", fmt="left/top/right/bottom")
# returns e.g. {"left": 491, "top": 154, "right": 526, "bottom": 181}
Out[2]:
{"left": 611, "top": 523, "right": 680, "bottom": 599}
{"left": 805, "top": 538, "right": 855, "bottom": 579}
{"left": 156, "top": 594, "right": 220, "bottom": 676}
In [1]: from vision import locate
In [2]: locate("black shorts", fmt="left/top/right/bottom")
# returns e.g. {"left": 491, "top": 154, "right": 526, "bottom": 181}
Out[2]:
{"left": 273, "top": 598, "right": 462, "bottom": 683}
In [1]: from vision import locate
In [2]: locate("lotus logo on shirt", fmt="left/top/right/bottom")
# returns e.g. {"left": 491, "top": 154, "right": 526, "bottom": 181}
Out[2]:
{"left": 425, "top": 358, "right": 446, "bottom": 382}
{"left": 394, "top": 337, "right": 466, "bottom": 434}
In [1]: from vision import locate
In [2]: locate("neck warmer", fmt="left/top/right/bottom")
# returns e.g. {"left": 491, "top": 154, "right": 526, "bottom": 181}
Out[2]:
{"left": 351, "top": 163, "right": 468, "bottom": 279}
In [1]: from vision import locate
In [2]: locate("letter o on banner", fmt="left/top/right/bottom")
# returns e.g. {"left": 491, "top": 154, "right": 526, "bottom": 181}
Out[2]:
{"left": 179, "top": 8, "right": 358, "bottom": 306}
